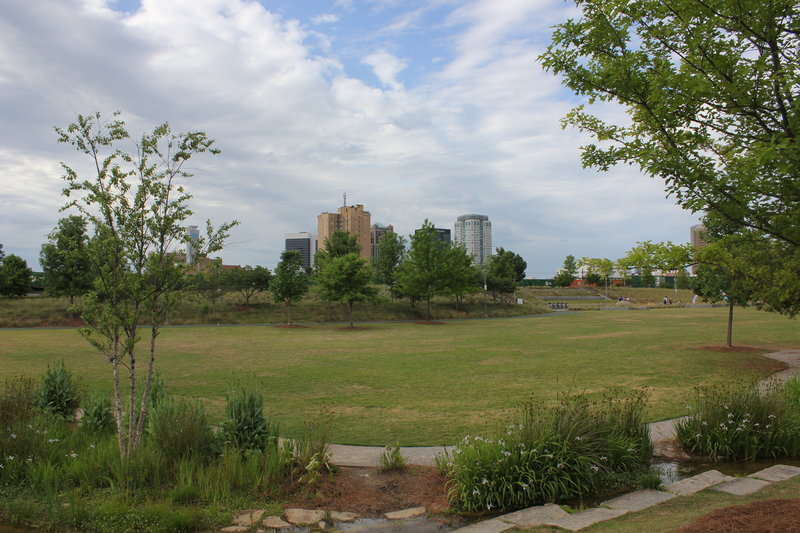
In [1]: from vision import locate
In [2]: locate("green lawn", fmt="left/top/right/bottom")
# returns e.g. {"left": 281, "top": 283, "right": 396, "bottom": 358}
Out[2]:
{"left": 1, "top": 307, "right": 797, "bottom": 446}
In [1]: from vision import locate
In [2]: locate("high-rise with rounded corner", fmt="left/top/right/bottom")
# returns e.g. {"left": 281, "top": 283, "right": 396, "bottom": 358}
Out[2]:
{"left": 454, "top": 214, "right": 492, "bottom": 266}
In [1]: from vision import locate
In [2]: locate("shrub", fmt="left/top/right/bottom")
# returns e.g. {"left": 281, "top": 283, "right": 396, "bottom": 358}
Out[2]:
{"left": 80, "top": 394, "right": 115, "bottom": 435}
{"left": 149, "top": 399, "right": 217, "bottom": 463}
{"left": 220, "top": 387, "right": 276, "bottom": 452}
{"left": 378, "top": 443, "right": 407, "bottom": 473}
{"left": 36, "top": 361, "right": 81, "bottom": 419}
{"left": 287, "top": 407, "right": 334, "bottom": 470}
{"left": 676, "top": 377, "right": 800, "bottom": 461}
{"left": 439, "top": 390, "right": 651, "bottom": 513}
{"left": 0, "top": 376, "right": 37, "bottom": 427}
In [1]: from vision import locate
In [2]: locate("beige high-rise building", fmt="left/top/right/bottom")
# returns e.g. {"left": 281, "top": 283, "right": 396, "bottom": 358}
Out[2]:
{"left": 317, "top": 203, "right": 372, "bottom": 260}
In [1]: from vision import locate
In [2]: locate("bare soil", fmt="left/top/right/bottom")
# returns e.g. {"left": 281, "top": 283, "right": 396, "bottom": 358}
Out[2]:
{"left": 673, "top": 498, "right": 800, "bottom": 533}
{"left": 285, "top": 465, "right": 450, "bottom": 516}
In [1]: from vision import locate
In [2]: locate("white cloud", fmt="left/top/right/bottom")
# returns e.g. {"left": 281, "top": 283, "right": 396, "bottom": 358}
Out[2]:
{"left": 361, "top": 49, "right": 408, "bottom": 90}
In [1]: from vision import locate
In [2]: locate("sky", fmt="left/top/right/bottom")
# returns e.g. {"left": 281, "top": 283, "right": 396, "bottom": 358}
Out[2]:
{"left": 0, "top": 0, "right": 701, "bottom": 278}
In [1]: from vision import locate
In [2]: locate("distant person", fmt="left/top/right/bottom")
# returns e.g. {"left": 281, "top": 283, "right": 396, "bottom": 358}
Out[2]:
{"left": 669, "top": 297, "right": 673, "bottom": 304}
{"left": 692, "top": 294, "right": 698, "bottom": 304}
{"left": 663, "top": 296, "right": 668, "bottom": 305}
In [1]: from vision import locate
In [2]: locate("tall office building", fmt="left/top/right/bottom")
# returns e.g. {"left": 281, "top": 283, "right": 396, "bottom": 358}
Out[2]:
{"left": 285, "top": 232, "right": 315, "bottom": 270}
{"left": 453, "top": 214, "right": 492, "bottom": 266}
{"left": 690, "top": 223, "right": 709, "bottom": 275}
{"left": 317, "top": 203, "right": 372, "bottom": 260}
{"left": 370, "top": 223, "right": 394, "bottom": 260}
{"left": 185, "top": 225, "right": 200, "bottom": 264}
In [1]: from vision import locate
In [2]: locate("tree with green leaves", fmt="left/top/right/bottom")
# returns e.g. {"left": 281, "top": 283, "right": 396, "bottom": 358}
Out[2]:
{"left": 579, "top": 257, "right": 615, "bottom": 295}
{"left": 395, "top": 220, "right": 449, "bottom": 319}
{"left": 443, "top": 244, "right": 481, "bottom": 309}
{"left": 541, "top": 0, "right": 799, "bottom": 249}
{"left": 191, "top": 259, "right": 229, "bottom": 319}
{"left": 317, "top": 253, "right": 376, "bottom": 327}
{"left": 56, "top": 111, "right": 235, "bottom": 456}
{"left": 0, "top": 254, "right": 32, "bottom": 298}
{"left": 315, "top": 230, "right": 361, "bottom": 274}
{"left": 271, "top": 250, "right": 309, "bottom": 325}
{"left": 486, "top": 248, "right": 526, "bottom": 302}
{"left": 373, "top": 231, "right": 406, "bottom": 298}
{"left": 39, "top": 215, "right": 94, "bottom": 305}
{"left": 228, "top": 265, "right": 272, "bottom": 306}
{"left": 554, "top": 255, "right": 578, "bottom": 287}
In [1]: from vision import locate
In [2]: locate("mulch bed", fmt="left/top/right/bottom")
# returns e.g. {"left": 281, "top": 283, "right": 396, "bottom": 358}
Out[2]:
{"left": 673, "top": 499, "right": 800, "bottom": 533}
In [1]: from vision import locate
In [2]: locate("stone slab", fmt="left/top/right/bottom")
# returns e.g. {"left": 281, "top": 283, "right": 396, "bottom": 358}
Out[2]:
{"left": 329, "top": 510, "right": 358, "bottom": 522}
{"left": 284, "top": 508, "right": 326, "bottom": 526}
{"left": 602, "top": 489, "right": 676, "bottom": 512}
{"left": 451, "top": 518, "right": 518, "bottom": 533}
{"left": 500, "top": 503, "right": 570, "bottom": 528}
{"left": 384, "top": 506, "right": 426, "bottom": 520}
{"left": 665, "top": 469, "right": 734, "bottom": 496}
{"left": 750, "top": 464, "right": 800, "bottom": 482}
{"left": 713, "top": 477, "right": 771, "bottom": 496}
{"left": 547, "top": 507, "right": 628, "bottom": 531}
{"left": 262, "top": 516, "right": 292, "bottom": 529}
{"left": 232, "top": 509, "right": 265, "bottom": 527}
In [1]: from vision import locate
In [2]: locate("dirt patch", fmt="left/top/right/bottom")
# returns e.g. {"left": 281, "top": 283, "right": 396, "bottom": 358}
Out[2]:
{"left": 673, "top": 498, "right": 800, "bottom": 532}
{"left": 698, "top": 345, "right": 764, "bottom": 352}
{"left": 285, "top": 465, "right": 450, "bottom": 516}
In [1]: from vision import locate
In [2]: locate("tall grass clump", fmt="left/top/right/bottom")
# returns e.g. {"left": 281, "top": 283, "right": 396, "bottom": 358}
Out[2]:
{"left": 0, "top": 376, "right": 37, "bottom": 427}
{"left": 438, "top": 390, "right": 652, "bottom": 513}
{"left": 35, "top": 360, "right": 81, "bottom": 419}
{"left": 80, "top": 394, "right": 115, "bottom": 435}
{"left": 220, "top": 387, "right": 277, "bottom": 452}
{"left": 676, "top": 377, "right": 800, "bottom": 461}
{"left": 148, "top": 399, "right": 218, "bottom": 464}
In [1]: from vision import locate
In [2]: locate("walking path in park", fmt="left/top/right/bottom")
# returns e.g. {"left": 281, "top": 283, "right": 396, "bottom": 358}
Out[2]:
{"left": 322, "top": 348, "right": 800, "bottom": 532}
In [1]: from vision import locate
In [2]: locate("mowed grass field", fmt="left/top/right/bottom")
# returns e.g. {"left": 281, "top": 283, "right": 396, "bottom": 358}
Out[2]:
{"left": 1, "top": 307, "right": 797, "bottom": 446}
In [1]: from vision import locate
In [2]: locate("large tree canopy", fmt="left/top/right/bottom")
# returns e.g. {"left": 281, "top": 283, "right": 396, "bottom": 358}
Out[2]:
{"left": 541, "top": 0, "right": 800, "bottom": 247}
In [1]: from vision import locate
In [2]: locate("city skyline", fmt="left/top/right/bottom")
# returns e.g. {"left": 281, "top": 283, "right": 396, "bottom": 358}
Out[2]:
{"left": 0, "top": 0, "right": 700, "bottom": 278}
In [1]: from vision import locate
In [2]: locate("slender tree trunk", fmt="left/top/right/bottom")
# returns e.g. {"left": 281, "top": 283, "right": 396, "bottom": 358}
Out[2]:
{"left": 348, "top": 301, "right": 354, "bottom": 328}
{"left": 727, "top": 301, "right": 734, "bottom": 347}
{"left": 133, "top": 322, "right": 158, "bottom": 449}
{"left": 112, "top": 339, "right": 126, "bottom": 455}
{"left": 287, "top": 300, "right": 292, "bottom": 325}
{"left": 426, "top": 297, "right": 431, "bottom": 320}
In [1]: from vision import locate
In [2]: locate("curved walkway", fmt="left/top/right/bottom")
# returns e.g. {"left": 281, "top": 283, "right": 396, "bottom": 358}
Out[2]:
{"left": 328, "top": 348, "right": 800, "bottom": 468}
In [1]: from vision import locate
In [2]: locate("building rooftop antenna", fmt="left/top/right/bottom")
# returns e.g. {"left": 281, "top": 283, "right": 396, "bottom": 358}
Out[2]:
{"left": 343, "top": 192, "right": 347, "bottom": 207}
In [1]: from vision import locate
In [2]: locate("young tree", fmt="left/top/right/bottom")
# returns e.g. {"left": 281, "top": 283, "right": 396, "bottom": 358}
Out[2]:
{"left": 191, "top": 259, "right": 230, "bottom": 319}
{"left": 271, "top": 250, "right": 309, "bottom": 325}
{"left": 228, "top": 265, "right": 272, "bottom": 306}
{"left": 579, "top": 257, "right": 615, "bottom": 295}
{"left": 394, "top": 220, "right": 450, "bottom": 319}
{"left": 443, "top": 244, "right": 481, "bottom": 309}
{"left": 541, "top": 0, "right": 800, "bottom": 249}
{"left": 0, "top": 254, "right": 32, "bottom": 298}
{"left": 315, "top": 230, "right": 361, "bottom": 274}
{"left": 317, "top": 253, "right": 376, "bottom": 327}
{"left": 39, "top": 215, "right": 94, "bottom": 305}
{"left": 373, "top": 231, "right": 406, "bottom": 297}
{"left": 554, "top": 255, "right": 578, "bottom": 287}
{"left": 56, "top": 111, "right": 235, "bottom": 456}
{"left": 486, "top": 248, "right": 525, "bottom": 302}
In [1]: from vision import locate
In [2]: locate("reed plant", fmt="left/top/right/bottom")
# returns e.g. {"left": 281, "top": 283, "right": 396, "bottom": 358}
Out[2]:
{"left": 438, "top": 390, "right": 651, "bottom": 512}
{"left": 676, "top": 377, "right": 800, "bottom": 460}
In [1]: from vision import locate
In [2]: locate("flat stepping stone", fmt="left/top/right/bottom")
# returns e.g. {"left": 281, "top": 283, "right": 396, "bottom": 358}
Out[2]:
{"left": 750, "top": 464, "right": 800, "bottom": 482}
{"left": 500, "top": 503, "right": 570, "bottom": 528}
{"left": 546, "top": 507, "right": 628, "bottom": 531}
{"left": 329, "top": 510, "right": 358, "bottom": 522}
{"left": 602, "top": 489, "right": 676, "bottom": 512}
{"left": 664, "top": 469, "right": 734, "bottom": 496}
{"left": 713, "top": 477, "right": 771, "bottom": 496}
{"left": 384, "top": 506, "right": 426, "bottom": 520}
{"left": 452, "top": 518, "right": 517, "bottom": 532}
{"left": 262, "top": 516, "right": 292, "bottom": 529}
{"left": 284, "top": 508, "right": 326, "bottom": 526}
{"left": 232, "top": 509, "right": 265, "bottom": 527}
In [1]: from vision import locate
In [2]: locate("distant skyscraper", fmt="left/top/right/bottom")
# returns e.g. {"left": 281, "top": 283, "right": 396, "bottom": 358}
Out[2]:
{"left": 285, "top": 232, "right": 315, "bottom": 270}
{"left": 370, "top": 223, "right": 394, "bottom": 260}
{"left": 413, "top": 227, "right": 451, "bottom": 244}
{"left": 454, "top": 214, "right": 492, "bottom": 266}
{"left": 185, "top": 225, "right": 200, "bottom": 264}
{"left": 690, "top": 223, "right": 709, "bottom": 275}
{"left": 317, "top": 202, "right": 372, "bottom": 260}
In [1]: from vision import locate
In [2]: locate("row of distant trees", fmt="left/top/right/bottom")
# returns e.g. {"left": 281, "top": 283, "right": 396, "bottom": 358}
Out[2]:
{"left": 552, "top": 254, "right": 691, "bottom": 291}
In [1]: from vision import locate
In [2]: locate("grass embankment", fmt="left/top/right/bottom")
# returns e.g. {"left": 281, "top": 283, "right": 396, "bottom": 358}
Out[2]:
{"left": 1, "top": 307, "right": 796, "bottom": 446}
{"left": 0, "top": 289, "right": 547, "bottom": 328}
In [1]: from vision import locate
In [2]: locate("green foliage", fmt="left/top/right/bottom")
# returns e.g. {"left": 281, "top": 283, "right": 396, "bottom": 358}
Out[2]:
{"left": 271, "top": 250, "right": 310, "bottom": 325}
{"left": 36, "top": 361, "right": 81, "bottom": 419}
{"left": 637, "top": 468, "right": 663, "bottom": 490}
{"left": 486, "top": 248, "right": 525, "bottom": 301}
{"left": 227, "top": 265, "right": 271, "bottom": 306}
{"left": 189, "top": 259, "right": 229, "bottom": 318}
{"left": 149, "top": 399, "right": 218, "bottom": 463}
{"left": 554, "top": 255, "right": 578, "bottom": 287}
{"left": 220, "top": 387, "right": 276, "bottom": 452}
{"left": 317, "top": 253, "right": 377, "bottom": 327}
{"left": 378, "top": 443, "right": 407, "bottom": 473}
{"left": 374, "top": 231, "right": 407, "bottom": 294}
{"left": 676, "top": 378, "right": 800, "bottom": 461}
{"left": 440, "top": 390, "right": 651, "bottom": 512}
{"left": 395, "top": 219, "right": 451, "bottom": 318}
{"left": 0, "top": 254, "right": 33, "bottom": 298}
{"left": 39, "top": 215, "right": 94, "bottom": 303}
{"left": 80, "top": 394, "right": 115, "bottom": 435}
{"left": 0, "top": 376, "right": 37, "bottom": 427}
{"left": 287, "top": 407, "right": 335, "bottom": 471}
